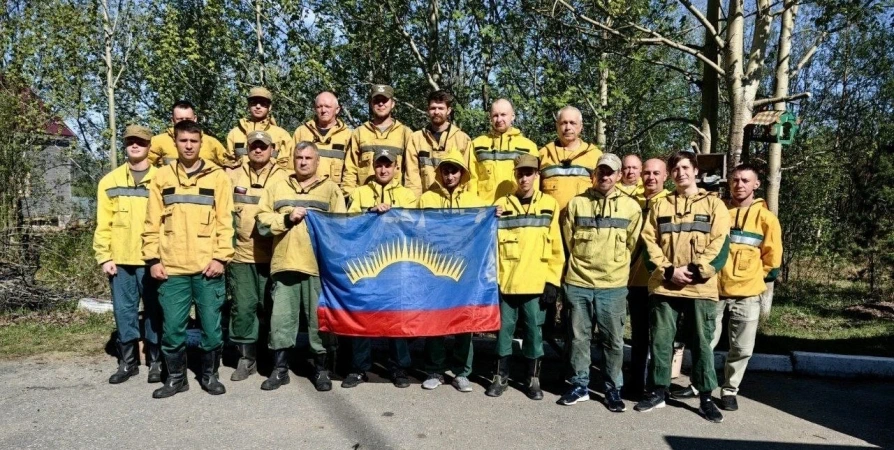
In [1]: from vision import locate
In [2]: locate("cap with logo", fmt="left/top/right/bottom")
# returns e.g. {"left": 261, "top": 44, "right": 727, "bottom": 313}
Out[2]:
{"left": 248, "top": 86, "right": 272, "bottom": 101}
{"left": 373, "top": 147, "right": 397, "bottom": 163}
{"left": 123, "top": 125, "right": 153, "bottom": 141}
{"left": 514, "top": 154, "right": 539, "bottom": 170}
{"left": 246, "top": 130, "right": 273, "bottom": 146}
{"left": 369, "top": 84, "right": 394, "bottom": 100}
{"left": 596, "top": 153, "right": 622, "bottom": 172}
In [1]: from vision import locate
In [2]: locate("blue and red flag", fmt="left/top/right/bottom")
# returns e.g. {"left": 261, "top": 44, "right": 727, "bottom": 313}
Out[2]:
{"left": 304, "top": 208, "right": 499, "bottom": 337}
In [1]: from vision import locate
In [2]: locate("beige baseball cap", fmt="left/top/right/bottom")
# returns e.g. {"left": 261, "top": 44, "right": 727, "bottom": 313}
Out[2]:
{"left": 248, "top": 86, "right": 272, "bottom": 101}
{"left": 514, "top": 154, "right": 539, "bottom": 170}
{"left": 370, "top": 84, "right": 394, "bottom": 100}
{"left": 246, "top": 130, "right": 273, "bottom": 146}
{"left": 123, "top": 125, "right": 152, "bottom": 141}
{"left": 597, "top": 153, "right": 622, "bottom": 172}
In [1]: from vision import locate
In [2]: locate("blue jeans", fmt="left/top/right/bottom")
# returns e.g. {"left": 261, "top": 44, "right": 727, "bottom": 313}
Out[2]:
{"left": 110, "top": 265, "right": 161, "bottom": 345}
{"left": 351, "top": 338, "right": 412, "bottom": 372}
{"left": 565, "top": 284, "right": 628, "bottom": 392}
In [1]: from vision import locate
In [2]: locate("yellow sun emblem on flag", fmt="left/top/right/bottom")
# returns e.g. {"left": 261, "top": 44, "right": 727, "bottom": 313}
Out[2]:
{"left": 344, "top": 238, "right": 466, "bottom": 284}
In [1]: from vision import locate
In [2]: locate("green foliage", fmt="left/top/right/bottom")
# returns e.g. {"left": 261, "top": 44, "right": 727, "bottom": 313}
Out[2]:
{"left": 34, "top": 227, "right": 108, "bottom": 298}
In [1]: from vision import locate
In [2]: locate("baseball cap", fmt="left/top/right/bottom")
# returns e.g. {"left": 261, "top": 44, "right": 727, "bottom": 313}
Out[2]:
{"left": 123, "top": 125, "right": 152, "bottom": 141}
{"left": 248, "top": 86, "right": 272, "bottom": 101}
{"left": 369, "top": 84, "right": 394, "bottom": 100}
{"left": 373, "top": 147, "right": 397, "bottom": 162}
{"left": 246, "top": 130, "right": 273, "bottom": 146}
{"left": 514, "top": 154, "right": 539, "bottom": 170}
{"left": 597, "top": 153, "right": 622, "bottom": 172}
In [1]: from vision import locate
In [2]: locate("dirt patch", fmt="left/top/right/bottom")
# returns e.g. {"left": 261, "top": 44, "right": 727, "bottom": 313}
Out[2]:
{"left": 844, "top": 301, "right": 894, "bottom": 321}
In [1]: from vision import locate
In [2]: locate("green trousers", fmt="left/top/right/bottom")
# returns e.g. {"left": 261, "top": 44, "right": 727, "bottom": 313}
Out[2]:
{"left": 424, "top": 334, "right": 473, "bottom": 377}
{"left": 565, "top": 284, "right": 628, "bottom": 391}
{"left": 269, "top": 271, "right": 333, "bottom": 354}
{"left": 496, "top": 294, "right": 545, "bottom": 359}
{"left": 227, "top": 262, "right": 271, "bottom": 344}
{"left": 648, "top": 294, "right": 718, "bottom": 393}
{"left": 158, "top": 273, "right": 225, "bottom": 354}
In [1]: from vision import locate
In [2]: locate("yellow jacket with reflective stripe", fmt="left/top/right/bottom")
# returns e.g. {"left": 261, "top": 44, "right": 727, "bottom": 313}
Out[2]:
{"left": 93, "top": 164, "right": 157, "bottom": 265}
{"left": 404, "top": 124, "right": 476, "bottom": 198}
{"left": 142, "top": 160, "right": 235, "bottom": 275}
{"left": 149, "top": 129, "right": 236, "bottom": 168}
{"left": 348, "top": 178, "right": 417, "bottom": 212}
{"left": 641, "top": 189, "right": 731, "bottom": 300}
{"left": 629, "top": 189, "right": 672, "bottom": 287}
{"left": 343, "top": 120, "right": 412, "bottom": 196}
{"left": 293, "top": 119, "right": 352, "bottom": 186}
{"left": 563, "top": 188, "right": 643, "bottom": 289}
{"left": 469, "top": 127, "right": 538, "bottom": 204}
{"left": 228, "top": 162, "right": 289, "bottom": 264}
{"left": 616, "top": 179, "right": 645, "bottom": 198}
{"left": 538, "top": 140, "right": 602, "bottom": 212}
{"left": 255, "top": 176, "right": 346, "bottom": 276}
{"left": 719, "top": 198, "right": 782, "bottom": 298}
{"left": 226, "top": 117, "right": 295, "bottom": 171}
{"left": 416, "top": 150, "right": 487, "bottom": 209}
{"left": 494, "top": 192, "right": 565, "bottom": 294}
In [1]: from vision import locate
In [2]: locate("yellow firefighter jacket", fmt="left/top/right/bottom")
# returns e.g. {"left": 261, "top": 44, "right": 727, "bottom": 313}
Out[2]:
{"left": 404, "top": 124, "right": 476, "bottom": 198}
{"left": 416, "top": 150, "right": 487, "bottom": 209}
{"left": 348, "top": 178, "right": 417, "bottom": 212}
{"left": 641, "top": 189, "right": 731, "bottom": 300}
{"left": 142, "top": 160, "right": 235, "bottom": 275}
{"left": 93, "top": 164, "right": 157, "bottom": 265}
{"left": 469, "top": 127, "right": 539, "bottom": 204}
{"left": 719, "top": 198, "right": 783, "bottom": 297}
{"left": 149, "top": 129, "right": 235, "bottom": 168}
{"left": 256, "top": 176, "right": 346, "bottom": 276}
{"left": 228, "top": 162, "right": 289, "bottom": 264}
{"left": 538, "top": 140, "right": 602, "bottom": 212}
{"left": 629, "top": 189, "right": 672, "bottom": 287}
{"left": 343, "top": 120, "right": 412, "bottom": 196}
{"left": 616, "top": 179, "right": 645, "bottom": 198}
{"left": 293, "top": 119, "right": 352, "bottom": 186}
{"left": 494, "top": 191, "right": 565, "bottom": 294}
{"left": 563, "top": 188, "right": 643, "bottom": 289}
{"left": 226, "top": 117, "right": 295, "bottom": 171}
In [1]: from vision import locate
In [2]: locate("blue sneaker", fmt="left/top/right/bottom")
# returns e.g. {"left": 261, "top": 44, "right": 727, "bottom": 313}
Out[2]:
{"left": 558, "top": 386, "right": 590, "bottom": 405}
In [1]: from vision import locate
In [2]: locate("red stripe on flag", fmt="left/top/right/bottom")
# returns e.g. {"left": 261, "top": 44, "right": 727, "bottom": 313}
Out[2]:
{"left": 317, "top": 305, "right": 501, "bottom": 337}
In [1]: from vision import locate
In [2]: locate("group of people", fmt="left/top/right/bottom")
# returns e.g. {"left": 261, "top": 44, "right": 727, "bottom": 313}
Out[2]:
{"left": 93, "top": 85, "right": 782, "bottom": 424}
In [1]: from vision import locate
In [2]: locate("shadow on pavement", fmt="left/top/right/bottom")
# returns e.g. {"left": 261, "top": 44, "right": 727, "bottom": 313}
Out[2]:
{"left": 665, "top": 436, "right": 873, "bottom": 449}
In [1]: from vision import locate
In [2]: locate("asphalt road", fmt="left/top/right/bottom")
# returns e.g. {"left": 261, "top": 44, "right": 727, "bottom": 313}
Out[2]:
{"left": 1, "top": 345, "right": 892, "bottom": 450}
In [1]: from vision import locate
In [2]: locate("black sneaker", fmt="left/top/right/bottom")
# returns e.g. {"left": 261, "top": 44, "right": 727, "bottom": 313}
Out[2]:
{"left": 720, "top": 395, "right": 738, "bottom": 411}
{"left": 557, "top": 386, "right": 590, "bottom": 405}
{"left": 341, "top": 372, "right": 367, "bottom": 388}
{"left": 634, "top": 390, "right": 667, "bottom": 412}
{"left": 391, "top": 369, "right": 410, "bottom": 388}
{"left": 670, "top": 385, "right": 698, "bottom": 399}
{"left": 699, "top": 396, "right": 725, "bottom": 423}
{"left": 605, "top": 388, "right": 626, "bottom": 412}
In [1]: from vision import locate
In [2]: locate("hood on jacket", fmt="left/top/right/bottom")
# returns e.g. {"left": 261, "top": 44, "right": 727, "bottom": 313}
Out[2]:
{"left": 304, "top": 118, "right": 347, "bottom": 141}
{"left": 432, "top": 149, "right": 471, "bottom": 195}
{"left": 488, "top": 126, "right": 523, "bottom": 139}
{"left": 239, "top": 116, "right": 278, "bottom": 133}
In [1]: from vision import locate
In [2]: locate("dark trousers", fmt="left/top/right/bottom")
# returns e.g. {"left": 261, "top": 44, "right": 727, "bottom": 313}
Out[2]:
{"left": 627, "top": 286, "right": 650, "bottom": 395}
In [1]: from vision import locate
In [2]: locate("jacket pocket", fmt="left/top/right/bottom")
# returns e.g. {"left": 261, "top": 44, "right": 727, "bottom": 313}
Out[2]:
{"left": 199, "top": 210, "right": 214, "bottom": 237}
{"left": 733, "top": 250, "right": 755, "bottom": 276}
{"left": 572, "top": 230, "right": 596, "bottom": 257}
{"left": 614, "top": 233, "right": 627, "bottom": 262}
{"left": 499, "top": 233, "right": 521, "bottom": 260}
{"left": 541, "top": 234, "right": 553, "bottom": 261}
{"left": 162, "top": 206, "right": 175, "bottom": 234}
{"left": 690, "top": 234, "right": 706, "bottom": 262}
{"left": 541, "top": 178, "right": 559, "bottom": 194}
{"left": 330, "top": 160, "right": 343, "bottom": 183}
{"left": 112, "top": 201, "right": 130, "bottom": 228}
{"left": 360, "top": 150, "right": 373, "bottom": 168}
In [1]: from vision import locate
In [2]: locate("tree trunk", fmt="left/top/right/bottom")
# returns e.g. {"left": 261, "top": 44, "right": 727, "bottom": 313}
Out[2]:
{"left": 255, "top": 0, "right": 266, "bottom": 84}
{"left": 698, "top": 0, "right": 721, "bottom": 154}
{"left": 102, "top": 0, "right": 117, "bottom": 169}
{"left": 725, "top": 0, "right": 746, "bottom": 169}
{"left": 766, "top": 0, "right": 796, "bottom": 215}
{"left": 597, "top": 51, "right": 608, "bottom": 148}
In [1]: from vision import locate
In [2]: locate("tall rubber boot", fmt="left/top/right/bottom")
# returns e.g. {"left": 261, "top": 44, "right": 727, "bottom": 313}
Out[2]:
{"left": 201, "top": 348, "right": 226, "bottom": 395}
{"left": 313, "top": 353, "right": 332, "bottom": 392}
{"left": 109, "top": 340, "right": 139, "bottom": 384}
{"left": 525, "top": 358, "right": 543, "bottom": 400}
{"left": 152, "top": 351, "right": 189, "bottom": 399}
{"left": 230, "top": 343, "right": 257, "bottom": 381}
{"left": 146, "top": 342, "right": 163, "bottom": 384}
{"left": 261, "top": 349, "right": 290, "bottom": 391}
{"left": 485, "top": 356, "right": 510, "bottom": 397}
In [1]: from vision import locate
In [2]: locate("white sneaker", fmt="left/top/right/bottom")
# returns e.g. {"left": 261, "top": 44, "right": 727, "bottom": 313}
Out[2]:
{"left": 422, "top": 374, "right": 444, "bottom": 390}
{"left": 452, "top": 376, "right": 473, "bottom": 392}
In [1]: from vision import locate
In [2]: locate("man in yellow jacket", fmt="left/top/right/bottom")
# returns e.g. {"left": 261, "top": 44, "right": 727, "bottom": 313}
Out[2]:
{"left": 294, "top": 91, "right": 352, "bottom": 187}
{"left": 227, "top": 131, "right": 289, "bottom": 382}
{"left": 672, "top": 164, "right": 783, "bottom": 411}
{"left": 626, "top": 158, "right": 671, "bottom": 399}
{"left": 539, "top": 106, "right": 602, "bottom": 213}
{"left": 343, "top": 84, "right": 412, "bottom": 196}
{"left": 142, "top": 120, "right": 235, "bottom": 399}
{"left": 417, "top": 150, "right": 487, "bottom": 392}
{"left": 485, "top": 154, "right": 565, "bottom": 400}
{"left": 226, "top": 87, "right": 294, "bottom": 171}
{"left": 635, "top": 151, "right": 730, "bottom": 423}
{"left": 148, "top": 100, "right": 235, "bottom": 168}
{"left": 255, "top": 141, "right": 347, "bottom": 392}
{"left": 341, "top": 148, "right": 417, "bottom": 389}
{"left": 558, "top": 153, "right": 642, "bottom": 411}
{"left": 469, "top": 99, "right": 539, "bottom": 204}
{"left": 94, "top": 125, "right": 162, "bottom": 385}
{"left": 404, "top": 90, "right": 475, "bottom": 197}
{"left": 616, "top": 154, "right": 644, "bottom": 198}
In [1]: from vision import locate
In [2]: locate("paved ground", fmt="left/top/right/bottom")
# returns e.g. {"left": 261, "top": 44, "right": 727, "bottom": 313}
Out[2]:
{"left": 1, "top": 344, "right": 892, "bottom": 450}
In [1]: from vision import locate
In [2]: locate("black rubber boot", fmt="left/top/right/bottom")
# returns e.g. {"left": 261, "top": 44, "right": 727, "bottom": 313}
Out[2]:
{"left": 109, "top": 340, "right": 140, "bottom": 384}
{"left": 313, "top": 353, "right": 332, "bottom": 392}
{"left": 200, "top": 349, "right": 226, "bottom": 395}
{"left": 230, "top": 343, "right": 257, "bottom": 381}
{"left": 152, "top": 351, "right": 189, "bottom": 399}
{"left": 146, "top": 342, "right": 163, "bottom": 384}
{"left": 261, "top": 349, "right": 290, "bottom": 391}
{"left": 525, "top": 358, "right": 543, "bottom": 400}
{"left": 485, "top": 356, "right": 510, "bottom": 397}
